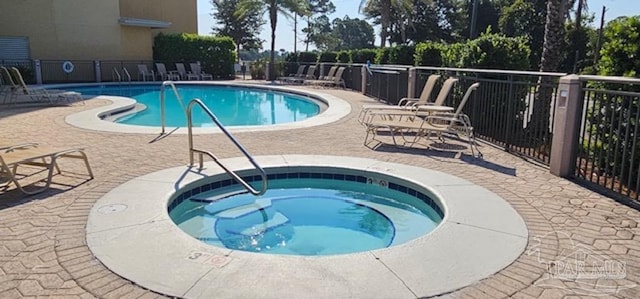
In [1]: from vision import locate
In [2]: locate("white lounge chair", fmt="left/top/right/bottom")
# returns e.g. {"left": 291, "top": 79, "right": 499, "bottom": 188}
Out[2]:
{"left": 189, "top": 63, "right": 213, "bottom": 80}
{"left": 359, "top": 76, "right": 457, "bottom": 124}
{"left": 8, "top": 67, "right": 82, "bottom": 105}
{"left": 285, "top": 65, "right": 317, "bottom": 84}
{"left": 364, "top": 82, "right": 482, "bottom": 157}
{"left": 175, "top": 63, "right": 199, "bottom": 80}
{"left": 304, "top": 65, "right": 339, "bottom": 86}
{"left": 277, "top": 65, "right": 306, "bottom": 82}
{"left": 0, "top": 143, "right": 93, "bottom": 195}
{"left": 155, "top": 63, "right": 180, "bottom": 81}
{"left": 137, "top": 64, "right": 156, "bottom": 81}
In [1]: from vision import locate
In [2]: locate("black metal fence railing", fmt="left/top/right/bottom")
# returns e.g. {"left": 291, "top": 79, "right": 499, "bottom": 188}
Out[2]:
{"left": 365, "top": 66, "right": 410, "bottom": 105}
{"left": 414, "top": 67, "right": 565, "bottom": 164}
{"left": 575, "top": 76, "right": 640, "bottom": 202}
{"left": 40, "top": 60, "right": 96, "bottom": 83}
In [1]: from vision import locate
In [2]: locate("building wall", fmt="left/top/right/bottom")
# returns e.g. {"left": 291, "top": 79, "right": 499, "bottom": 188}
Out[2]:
{"left": 0, "top": 0, "right": 197, "bottom": 61}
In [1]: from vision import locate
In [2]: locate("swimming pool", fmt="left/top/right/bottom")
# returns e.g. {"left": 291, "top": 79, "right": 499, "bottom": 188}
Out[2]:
{"left": 169, "top": 174, "right": 442, "bottom": 255}
{"left": 70, "top": 84, "right": 322, "bottom": 127}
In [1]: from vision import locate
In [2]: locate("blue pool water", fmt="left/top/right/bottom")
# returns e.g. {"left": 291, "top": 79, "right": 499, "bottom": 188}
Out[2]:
{"left": 70, "top": 84, "right": 321, "bottom": 127}
{"left": 169, "top": 178, "right": 442, "bottom": 256}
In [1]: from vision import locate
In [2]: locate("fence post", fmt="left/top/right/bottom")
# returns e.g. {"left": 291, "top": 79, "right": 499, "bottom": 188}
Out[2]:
{"left": 550, "top": 74, "right": 582, "bottom": 177}
{"left": 407, "top": 67, "right": 416, "bottom": 99}
{"left": 95, "top": 61, "right": 101, "bottom": 83}
{"left": 361, "top": 66, "right": 367, "bottom": 94}
{"left": 34, "top": 59, "right": 43, "bottom": 85}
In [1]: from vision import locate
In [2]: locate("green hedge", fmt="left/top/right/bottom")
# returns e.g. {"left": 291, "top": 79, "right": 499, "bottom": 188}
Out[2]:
{"left": 337, "top": 51, "right": 350, "bottom": 63}
{"left": 351, "top": 49, "right": 377, "bottom": 63}
{"left": 154, "top": 33, "right": 236, "bottom": 79}
{"left": 414, "top": 42, "right": 444, "bottom": 67}
{"left": 375, "top": 48, "right": 392, "bottom": 64}
{"left": 298, "top": 52, "right": 319, "bottom": 63}
{"left": 318, "top": 52, "right": 338, "bottom": 62}
{"left": 388, "top": 45, "right": 415, "bottom": 65}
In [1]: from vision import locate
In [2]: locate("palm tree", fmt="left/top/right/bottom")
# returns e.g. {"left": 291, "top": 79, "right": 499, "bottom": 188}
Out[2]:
{"left": 526, "top": 0, "right": 569, "bottom": 146}
{"left": 239, "top": 0, "right": 309, "bottom": 81}
{"left": 360, "top": 0, "right": 413, "bottom": 47}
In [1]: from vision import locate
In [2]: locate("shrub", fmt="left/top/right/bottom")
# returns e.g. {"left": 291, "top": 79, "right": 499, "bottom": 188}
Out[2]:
{"left": 154, "top": 33, "right": 236, "bottom": 79}
{"left": 375, "top": 48, "right": 392, "bottom": 64}
{"left": 351, "top": 49, "right": 377, "bottom": 63}
{"left": 336, "top": 51, "right": 351, "bottom": 63}
{"left": 464, "top": 32, "right": 530, "bottom": 70}
{"left": 298, "top": 52, "right": 319, "bottom": 63}
{"left": 414, "top": 42, "right": 444, "bottom": 67}
{"left": 318, "top": 52, "right": 338, "bottom": 62}
{"left": 388, "top": 45, "right": 415, "bottom": 65}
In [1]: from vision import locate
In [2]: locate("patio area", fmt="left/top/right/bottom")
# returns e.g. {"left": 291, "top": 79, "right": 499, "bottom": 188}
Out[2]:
{"left": 0, "top": 85, "right": 639, "bottom": 298}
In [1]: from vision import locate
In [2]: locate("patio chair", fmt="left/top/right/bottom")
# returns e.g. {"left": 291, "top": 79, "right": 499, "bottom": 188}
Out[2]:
{"left": 304, "top": 65, "right": 338, "bottom": 85}
{"left": 0, "top": 144, "right": 93, "bottom": 195}
{"left": 155, "top": 63, "right": 180, "bottom": 81}
{"left": 175, "top": 63, "right": 199, "bottom": 80}
{"left": 305, "top": 67, "right": 345, "bottom": 88}
{"left": 189, "top": 63, "right": 213, "bottom": 80}
{"left": 137, "top": 64, "right": 156, "bottom": 81}
{"left": 8, "top": 67, "right": 83, "bottom": 105}
{"left": 358, "top": 76, "right": 457, "bottom": 124}
{"left": 1, "top": 66, "right": 21, "bottom": 103}
{"left": 277, "top": 65, "right": 306, "bottom": 82}
{"left": 363, "top": 82, "right": 482, "bottom": 157}
{"left": 285, "top": 65, "right": 317, "bottom": 84}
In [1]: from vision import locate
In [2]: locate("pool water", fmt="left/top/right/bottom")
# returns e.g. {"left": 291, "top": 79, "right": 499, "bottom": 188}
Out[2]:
{"left": 70, "top": 84, "right": 321, "bottom": 127}
{"left": 169, "top": 178, "right": 442, "bottom": 256}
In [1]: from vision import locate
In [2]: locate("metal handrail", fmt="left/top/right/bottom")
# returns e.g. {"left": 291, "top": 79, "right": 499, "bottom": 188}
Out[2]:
{"left": 187, "top": 98, "right": 268, "bottom": 196}
{"left": 159, "top": 81, "right": 186, "bottom": 134}
{"left": 112, "top": 67, "right": 121, "bottom": 82}
{"left": 122, "top": 67, "right": 132, "bottom": 83}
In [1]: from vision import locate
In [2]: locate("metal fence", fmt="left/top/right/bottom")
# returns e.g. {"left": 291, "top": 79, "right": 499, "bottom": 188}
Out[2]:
{"left": 574, "top": 76, "right": 640, "bottom": 202}
{"left": 365, "top": 66, "right": 410, "bottom": 105}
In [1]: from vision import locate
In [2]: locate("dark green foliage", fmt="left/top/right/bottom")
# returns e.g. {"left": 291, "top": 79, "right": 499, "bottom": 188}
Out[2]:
{"left": 298, "top": 52, "right": 319, "bottom": 63}
{"left": 414, "top": 42, "right": 444, "bottom": 66}
{"left": 154, "top": 33, "right": 236, "bottom": 79}
{"left": 250, "top": 58, "right": 267, "bottom": 79}
{"left": 350, "top": 49, "right": 377, "bottom": 63}
{"left": 375, "top": 47, "right": 392, "bottom": 64}
{"left": 331, "top": 16, "right": 375, "bottom": 50}
{"left": 318, "top": 52, "right": 338, "bottom": 62}
{"left": 586, "top": 16, "right": 640, "bottom": 192}
{"left": 388, "top": 45, "right": 415, "bottom": 65}
{"left": 336, "top": 51, "right": 351, "bottom": 63}
{"left": 441, "top": 43, "right": 471, "bottom": 68}
{"left": 464, "top": 32, "right": 530, "bottom": 70}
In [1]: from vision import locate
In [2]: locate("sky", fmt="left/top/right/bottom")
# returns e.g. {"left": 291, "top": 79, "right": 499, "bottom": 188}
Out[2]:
{"left": 196, "top": 0, "right": 640, "bottom": 52}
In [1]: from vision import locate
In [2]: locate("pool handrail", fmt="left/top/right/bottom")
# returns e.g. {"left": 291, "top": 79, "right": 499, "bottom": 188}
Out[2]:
{"left": 159, "top": 81, "right": 187, "bottom": 134}
{"left": 112, "top": 67, "right": 121, "bottom": 82}
{"left": 122, "top": 67, "right": 132, "bottom": 84}
{"left": 187, "top": 98, "right": 268, "bottom": 196}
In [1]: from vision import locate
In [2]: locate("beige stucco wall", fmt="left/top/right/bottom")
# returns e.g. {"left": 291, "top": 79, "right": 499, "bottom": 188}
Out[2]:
{"left": 119, "top": 0, "right": 197, "bottom": 34}
{"left": 0, "top": 0, "right": 197, "bottom": 61}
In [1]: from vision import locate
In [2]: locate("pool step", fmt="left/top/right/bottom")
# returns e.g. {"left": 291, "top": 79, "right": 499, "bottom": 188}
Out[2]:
{"left": 239, "top": 212, "right": 289, "bottom": 236}
{"left": 216, "top": 198, "right": 272, "bottom": 219}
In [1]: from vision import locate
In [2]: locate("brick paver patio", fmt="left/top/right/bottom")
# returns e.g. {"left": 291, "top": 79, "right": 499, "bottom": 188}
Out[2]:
{"left": 1, "top": 86, "right": 639, "bottom": 298}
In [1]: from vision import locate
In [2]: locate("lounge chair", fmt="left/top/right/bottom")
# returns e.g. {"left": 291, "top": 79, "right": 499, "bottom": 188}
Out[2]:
{"left": 358, "top": 76, "right": 457, "bottom": 124}
{"left": 364, "top": 82, "right": 482, "bottom": 157}
{"left": 305, "top": 66, "right": 345, "bottom": 88}
{"left": 155, "top": 63, "right": 180, "bottom": 81}
{"left": 304, "top": 65, "right": 338, "bottom": 85}
{"left": 8, "top": 67, "right": 82, "bottom": 105}
{"left": 175, "top": 63, "right": 199, "bottom": 80}
{"left": 1, "top": 66, "right": 20, "bottom": 103}
{"left": 137, "top": 64, "right": 156, "bottom": 81}
{"left": 189, "top": 63, "right": 213, "bottom": 80}
{"left": 0, "top": 144, "right": 93, "bottom": 195}
{"left": 285, "top": 65, "right": 317, "bottom": 84}
{"left": 277, "top": 65, "right": 306, "bottom": 82}
{"left": 360, "top": 74, "right": 441, "bottom": 113}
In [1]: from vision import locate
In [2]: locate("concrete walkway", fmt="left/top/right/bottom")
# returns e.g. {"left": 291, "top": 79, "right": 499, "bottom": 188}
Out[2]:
{"left": 0, "top": 86, "right": 639, "bottom": 298}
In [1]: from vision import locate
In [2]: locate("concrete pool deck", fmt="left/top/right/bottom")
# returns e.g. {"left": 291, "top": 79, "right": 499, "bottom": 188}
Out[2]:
{"left": 1, "top": 83, "right": 639, "bottom": 298}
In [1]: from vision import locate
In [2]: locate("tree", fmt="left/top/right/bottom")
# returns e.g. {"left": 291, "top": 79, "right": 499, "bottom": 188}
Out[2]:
{"left": 499, "top": 0, "right": 547, "bottom": 69}
{"left": 386, "top": 0, "right": 460, "bottom": 44}
{"left": 331, "top": 16, "right": 376, "bottom": 50}
{"left": 211, "top": 0, "right": 265, "bottom": 59}
{"left": 239, "top": 0, "right": 309, "bottom": 80}
{"left": 360, "top": 0, "right": 413, "bottom": 47}
{"left": 303, "top": 0, "right": 336, "bottom": 51}
{"left": 526, "top": 0, "right": 570, "bottom": 146}
{"left": 303, "top": 15, "right": 337, "bottom": 50}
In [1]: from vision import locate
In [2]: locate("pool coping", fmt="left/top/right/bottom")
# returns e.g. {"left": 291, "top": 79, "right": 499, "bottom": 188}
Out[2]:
{"left": 86, "top": 155, "right": 528, "bottom": 298}
{"left": 64, "top": 81, "right": 351, "bottom": 134}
